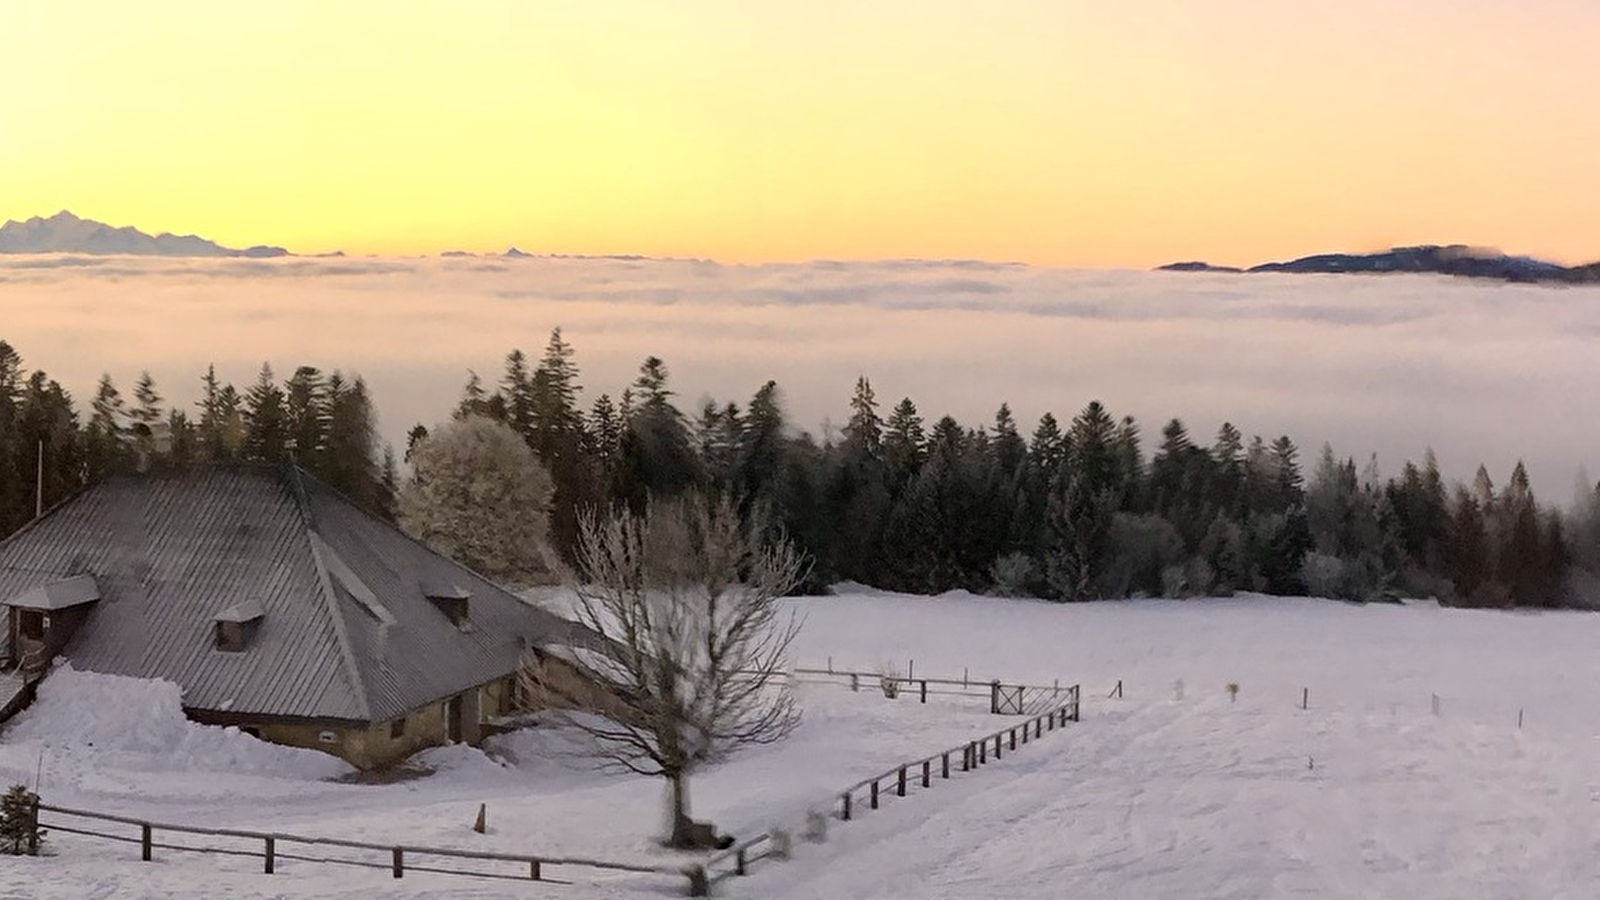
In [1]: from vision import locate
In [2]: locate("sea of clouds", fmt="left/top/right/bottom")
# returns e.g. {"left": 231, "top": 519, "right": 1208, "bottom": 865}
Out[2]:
{"left": 2, "top": 253, "right": 1595, "bottom": 501}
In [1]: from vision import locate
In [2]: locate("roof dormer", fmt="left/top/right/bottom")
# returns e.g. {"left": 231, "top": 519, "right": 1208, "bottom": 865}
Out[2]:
{"left": 213, "top": 600, "right": 265, "bottom": 652}
{"left": 421, "top": 577, "right": 472, "bottom": 630}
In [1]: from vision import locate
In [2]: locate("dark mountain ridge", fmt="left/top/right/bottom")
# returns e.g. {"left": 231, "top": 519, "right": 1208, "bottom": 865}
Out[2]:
{"left": 0, "top": 211, "right": 288, "bottom": 258}
{"left": 1160, "top": 245, "right": 1600, "bottom": 284}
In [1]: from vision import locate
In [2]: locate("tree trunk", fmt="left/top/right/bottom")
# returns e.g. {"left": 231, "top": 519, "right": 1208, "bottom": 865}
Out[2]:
{"left": 666, "top": 770, "right": 695, "bottom": 848}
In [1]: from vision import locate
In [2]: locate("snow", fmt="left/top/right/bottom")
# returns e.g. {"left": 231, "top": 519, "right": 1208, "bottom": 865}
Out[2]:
{"left": 4, "top": 592, "right": 1600, "bottom": 898}
{"left": 0, "top": 665, "right": 352, "bottom": 796}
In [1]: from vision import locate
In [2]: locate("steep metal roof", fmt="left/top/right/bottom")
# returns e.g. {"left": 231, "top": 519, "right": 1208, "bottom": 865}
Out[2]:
{"left": 0, "top": 466, "right": 577, "bottom": 723}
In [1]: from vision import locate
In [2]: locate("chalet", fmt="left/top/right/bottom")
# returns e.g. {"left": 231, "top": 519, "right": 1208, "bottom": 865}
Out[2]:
{"left": 0, "top": 465, "right": 589, "bottom": 769}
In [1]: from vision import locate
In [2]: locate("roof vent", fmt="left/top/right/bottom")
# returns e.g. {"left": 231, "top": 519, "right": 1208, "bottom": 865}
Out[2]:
{"left": 213, "top": 600, "right": 265, "bottom": 652}
{"left": 421, "top": 578, "right": 472, "bottom": 630}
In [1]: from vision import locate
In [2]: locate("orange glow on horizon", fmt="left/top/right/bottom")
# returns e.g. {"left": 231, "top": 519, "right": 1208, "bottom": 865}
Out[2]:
{"left": 3, "top": 1, "right": 1599, "bottom": 267}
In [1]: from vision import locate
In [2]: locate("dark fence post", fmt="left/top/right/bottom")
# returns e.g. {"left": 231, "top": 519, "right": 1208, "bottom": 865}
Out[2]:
{"left": 264, "top": 836, "right": 275, "bottom": 874}
{"left": 392, "top": 847, "right": 404, "bottom": 879}
{"left": 736, "top": 848, "right": 747, "bottom": 875}
{"left": 687, "top": 865, "right": 709, "bottom": 897}
{"left": 920, "top": 680, "right": 927, "bottom": 704}
{"left": 995, "top": 734, "right": 1003, "bottom": 759}
{"left": 979, "top": 739, "right": 987, "bottom": 764}
{"left": 531, "top": 859, "right": 542, "bottom": 881}
{"left": 942, "top": 752, "right": 950, "bottom": 779}
{"left": 897, "top": 767, "right": 907, "bottom": 797}
{"left": 1010, "top": 728, "right": 1017, "bottom": 751}
{"left": 871, "top": 780, "right": 880, "bottom": 809}
{"left": 141, "top": 823, "right": 153, "bottom": 862}
{"left": 842, "top": 792, "right": 852, "bottom": 820}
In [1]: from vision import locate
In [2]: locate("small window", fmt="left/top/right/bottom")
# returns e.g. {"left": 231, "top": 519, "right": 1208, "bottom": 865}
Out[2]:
{"left": 18, "top": 610, "right": 45, "bottom": 641}
{"left": 390, "top": 717, "right": 406, "bottom": 739}
{"left": 215, "top": 621, "right": 245, "bottom": 652}
{"left": 318, "top": 730, "right": 338, "bottom": 744}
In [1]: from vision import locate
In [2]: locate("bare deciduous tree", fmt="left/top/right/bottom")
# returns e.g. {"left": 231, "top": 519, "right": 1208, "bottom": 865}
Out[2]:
{"left": 522, "top": 493, "right": 804, "bottom": 849}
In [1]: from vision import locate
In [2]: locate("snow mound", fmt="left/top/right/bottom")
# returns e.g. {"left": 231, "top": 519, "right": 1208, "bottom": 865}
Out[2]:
{"left": 3, "top": 664, "right": 351, "bottom": 781}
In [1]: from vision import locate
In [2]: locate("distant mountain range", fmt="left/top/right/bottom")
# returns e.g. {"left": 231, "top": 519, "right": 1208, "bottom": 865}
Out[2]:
{"left": 0, "top": 211, "right": 288, "bottom": 258}
{"left": 1160, "top": 245, "right": 1600, "bottom": 284}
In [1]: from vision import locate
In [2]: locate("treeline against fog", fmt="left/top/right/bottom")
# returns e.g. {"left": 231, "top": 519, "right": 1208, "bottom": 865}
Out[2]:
{"left": 3, "top": 333, "right": 1598, "bottom": 608}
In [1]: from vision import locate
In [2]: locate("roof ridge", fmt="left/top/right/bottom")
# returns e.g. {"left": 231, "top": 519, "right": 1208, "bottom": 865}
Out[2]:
{"left": 302, "top": 520, "right": 376, "bottom": 724}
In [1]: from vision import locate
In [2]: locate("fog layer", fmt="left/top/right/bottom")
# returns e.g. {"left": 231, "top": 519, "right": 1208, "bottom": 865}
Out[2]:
{"left": 2, "top": 254, "right": 1593, "bottom": 499}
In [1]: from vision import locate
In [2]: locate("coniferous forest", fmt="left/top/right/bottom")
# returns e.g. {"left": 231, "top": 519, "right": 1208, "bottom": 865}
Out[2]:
{"left": 3, "top": 331, "right": 1597, "bottom": 609}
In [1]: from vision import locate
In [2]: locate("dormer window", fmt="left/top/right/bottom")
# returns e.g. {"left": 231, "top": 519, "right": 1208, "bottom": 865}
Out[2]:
{"left": 213, "top": 601, "right": 266, "bottom": 652}
{"left": 421, "top": 578, "right": 472, "bottom": 630}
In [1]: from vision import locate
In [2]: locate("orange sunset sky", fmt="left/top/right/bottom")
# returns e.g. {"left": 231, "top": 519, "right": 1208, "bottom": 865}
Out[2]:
{"left": 3, "top": 1, "right": 1598, "bottom": 267}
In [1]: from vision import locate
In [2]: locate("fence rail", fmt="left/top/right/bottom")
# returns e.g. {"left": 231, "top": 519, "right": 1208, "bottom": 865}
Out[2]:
{"left": 790, "top": 663, "right": 1072, "bottom": 715}
{"left": 698, "top": 685, "right": 1081, "bottom": 894}
{"left": 37, "top": 802, "right": 683, "bottom": 889}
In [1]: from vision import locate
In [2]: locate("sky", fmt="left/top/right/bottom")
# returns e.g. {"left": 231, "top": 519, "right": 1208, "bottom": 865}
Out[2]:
{"left": 3, "top": 1, "right": 1600, "bottom": 266}
{"left": 3, "top": 256, "right": 1596, "bottom": 502}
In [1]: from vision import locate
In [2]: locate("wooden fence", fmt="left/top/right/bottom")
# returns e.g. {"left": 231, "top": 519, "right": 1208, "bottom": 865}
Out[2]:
{"left": 37, "top": 802, "right": 686, "bottom": 890}
{"left": 696, "top": 687, "right": 1081, "bottom": 894}
{"left": 791, "top": 663, "right": 1072, "bottom": 715}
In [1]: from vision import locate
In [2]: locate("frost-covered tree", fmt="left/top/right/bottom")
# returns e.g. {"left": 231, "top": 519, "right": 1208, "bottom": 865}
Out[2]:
{"left": 524, "top": 493, "right": 803, "bottom": 849}
{"left": 397, "top": 415, "right": 554, "bottom": 583}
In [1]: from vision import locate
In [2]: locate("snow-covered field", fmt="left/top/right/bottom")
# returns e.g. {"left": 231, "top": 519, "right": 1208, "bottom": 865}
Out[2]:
{"left": 4, "top": 590, "right": 1600, "bottom": 899}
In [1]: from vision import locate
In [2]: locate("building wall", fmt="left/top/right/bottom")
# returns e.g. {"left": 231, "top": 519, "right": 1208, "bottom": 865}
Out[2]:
{"left": 519, "top": 652, "right": 636, "bottom": 723}
{"left": 246, "top": 681, "right": 491, "bottom": 770}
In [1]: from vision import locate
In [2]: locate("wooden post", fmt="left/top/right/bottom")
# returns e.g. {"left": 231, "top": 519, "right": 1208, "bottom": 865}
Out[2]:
{"left": 851, "top": 673, "right": 859, "bottom": 692}
{"left": 1010, "top": 728, "right": 1017, "bottom": 751}
{"left": 264, "top": 836, "right": 275, "bottom": 874}
{"left": 392, "top": 847, "right": 404, "bottom": 879}
{"left": 474, "top": 803, "right": 487, "bottom": 834}
{"left": 842, "top": 792, "right": 852, "bottom": 820}
{"left": 141, "top": 823, "right": 153, "bottom": 862}
{"left": 922, "top": 760, "right": 931, "bottom": 787}
{"left": 942, "top": 752, "right": 950, "bottom": 779}
{"left": 979, "top": 740, "right": 986, "bottom": 764}
{"left": 908, "top": 659, "right": 914, "bottom": 680}
{"left": 1036, "top": 718, "right": 1043, "bottom": 739}
{"left": 1302, "top": 688, "right": 1308, "bottom": 710}
{"left": 686, "top": 865, "right": 709, "bottom": 897}
{"left": 994, "top": 734, "right": 1002, "bottom": 760}
{"left": 530, "top": 859, "right": 541, "bottom": 880}
{"left": 1518, "top": 709, "right": 1524, "bottom": 729}
{"left": 1047, "top": 710, "right": 1055, "bottom": 731}
{"left": 871, "top": 779, "right": 880, "bottom": 809}
{"left": 897, "top": 767, "right": 906, "bottom": 797}
{"left": 920, "top": 680, "right": 927, "bottom": 704}
{"left": 736, "top": 848, "right": 747, "bottom": 875}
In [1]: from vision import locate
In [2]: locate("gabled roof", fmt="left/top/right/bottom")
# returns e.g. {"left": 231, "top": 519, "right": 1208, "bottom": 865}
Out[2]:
{"left": 6, "top": 573, "right": 100, "bottom": 610}
{"left": 0, "top": 466, "right": 579, "bottom": 723}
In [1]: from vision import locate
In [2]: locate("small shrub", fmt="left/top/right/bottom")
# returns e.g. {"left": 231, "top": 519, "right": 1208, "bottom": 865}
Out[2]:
{"left": 990, "top": 552, "right": 1035, "bottom": 597}
{"left": 878, "top": 668, "right": 901, "bottom": 700}
{"left": 0, "top": 784, "right": 44, "bottom": 856}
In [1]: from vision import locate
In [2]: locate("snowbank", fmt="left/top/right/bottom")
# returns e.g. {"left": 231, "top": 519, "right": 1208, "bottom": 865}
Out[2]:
{"left": 1, "top": 664, "right": 351, "bottom": 784}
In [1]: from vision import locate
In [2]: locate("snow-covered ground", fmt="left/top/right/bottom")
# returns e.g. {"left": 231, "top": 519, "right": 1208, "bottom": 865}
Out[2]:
{"left": 4, "top": 591, "right": 1600, "bottom": 898}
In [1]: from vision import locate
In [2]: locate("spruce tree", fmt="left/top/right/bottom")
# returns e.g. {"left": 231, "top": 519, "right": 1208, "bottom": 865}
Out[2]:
{"left": 242, "top": 363, "right": 288, "bottom": 463}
